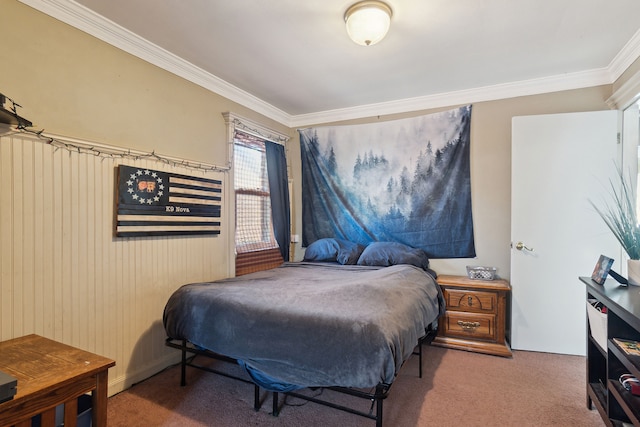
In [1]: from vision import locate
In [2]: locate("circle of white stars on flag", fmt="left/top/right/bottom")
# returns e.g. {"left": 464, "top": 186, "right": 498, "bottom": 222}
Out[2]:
{"left": 126, "top": 169, "right": 165, "bottom": 204}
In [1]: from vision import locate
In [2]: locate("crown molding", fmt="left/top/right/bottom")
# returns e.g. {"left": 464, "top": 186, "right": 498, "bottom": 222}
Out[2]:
{"left": 18, "top": 0, "right": 292, "bottom": 126}
{"left": 606, "top": 70, "right": 640, "bottom": 109}
{"left": 290, "top": 68, "right": 614, "bottom": 127}
{"left": 605, "top": 29, "right": 640, "bottom": 109}
{"left": 608, "top": 28, "right": 640, "bottom": 82}
{"left": 18, "top": 0, "right": 640, "bottom": 129}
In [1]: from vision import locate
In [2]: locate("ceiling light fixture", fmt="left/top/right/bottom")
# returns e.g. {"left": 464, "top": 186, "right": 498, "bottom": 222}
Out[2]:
{"left": 344, "top": 1, "right": 392, "bottom": 46}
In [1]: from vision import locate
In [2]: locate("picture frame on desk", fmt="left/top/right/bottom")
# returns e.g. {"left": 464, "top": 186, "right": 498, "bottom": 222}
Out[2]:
{"left": 591, "top": 255, "right": 614, "bottom": 285}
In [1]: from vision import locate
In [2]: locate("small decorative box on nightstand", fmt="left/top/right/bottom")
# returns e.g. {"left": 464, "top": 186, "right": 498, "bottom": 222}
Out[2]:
{"left": 433, "top": 275, "right": 513, "bottom": 357}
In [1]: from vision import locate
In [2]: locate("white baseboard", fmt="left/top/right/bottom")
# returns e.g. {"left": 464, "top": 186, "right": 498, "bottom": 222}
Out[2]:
{"left": 107, "top": 352, "right": 182, "bottom": 396}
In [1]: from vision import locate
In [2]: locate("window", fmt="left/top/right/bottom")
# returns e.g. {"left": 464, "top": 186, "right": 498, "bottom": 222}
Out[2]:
{"left": 234, "top": 130, "right": 283, "bottom": 275}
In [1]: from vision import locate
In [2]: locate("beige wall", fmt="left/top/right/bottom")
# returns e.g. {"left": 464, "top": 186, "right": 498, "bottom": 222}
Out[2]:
{"left": 0, "top": 0, "right": 624, "bottom": 395}
{"left": 289, "top": 86, "right": 613, "bottom": 278}
{"left": 0, "top": 0, "right": 291, "bottom": 163}
{"left": 0, "top": 0, "right": 291, "bottom": 395}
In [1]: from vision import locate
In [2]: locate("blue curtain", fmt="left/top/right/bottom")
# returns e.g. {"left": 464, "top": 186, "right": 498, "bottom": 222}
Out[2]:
{"left": 266, "top": 141, "right": 290, "bottom": 261}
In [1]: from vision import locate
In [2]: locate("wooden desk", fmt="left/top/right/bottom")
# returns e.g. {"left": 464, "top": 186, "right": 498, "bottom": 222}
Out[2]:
{"left": 0, "top": 334, "right": 115, "bottom": 427}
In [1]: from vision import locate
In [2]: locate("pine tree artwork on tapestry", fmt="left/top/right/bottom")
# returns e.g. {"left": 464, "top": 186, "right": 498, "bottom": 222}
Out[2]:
{"left": 299, "top": 105, "right": 475, "bottom": 258}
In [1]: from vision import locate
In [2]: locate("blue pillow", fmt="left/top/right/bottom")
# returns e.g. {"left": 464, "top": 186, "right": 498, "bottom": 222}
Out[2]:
{"left": 303, "top": 238, "right": 340, "bottom": 262}
{"left": 357, "top": 242, "right": 430, "bottom": 270}
{"left": 335, "top": 239, "right": 365, "bottom": 265}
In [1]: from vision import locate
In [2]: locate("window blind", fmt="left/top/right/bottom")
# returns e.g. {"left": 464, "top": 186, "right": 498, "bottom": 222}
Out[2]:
{"left": 234, "top": 130, "right": 283, "bottom": 275}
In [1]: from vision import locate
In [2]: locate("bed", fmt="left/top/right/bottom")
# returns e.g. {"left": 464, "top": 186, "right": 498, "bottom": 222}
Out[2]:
{"left": 163, "top": 240, "right": 445, "bottom": 426}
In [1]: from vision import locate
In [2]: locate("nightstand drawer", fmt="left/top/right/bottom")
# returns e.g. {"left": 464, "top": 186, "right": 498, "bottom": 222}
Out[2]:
{"left": 444, "top": 288, "right": 496, "bottom": 313}
{"left": 442, "top": 311, "right": 496, "bottom": 341}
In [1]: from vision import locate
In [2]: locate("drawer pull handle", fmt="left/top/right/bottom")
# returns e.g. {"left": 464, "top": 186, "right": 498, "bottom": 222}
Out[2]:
{"left": 458, "top": 320, "right": 480, "bottom": 331}
{"left": 468, "top": 296, "right": 473, "bottom": 306}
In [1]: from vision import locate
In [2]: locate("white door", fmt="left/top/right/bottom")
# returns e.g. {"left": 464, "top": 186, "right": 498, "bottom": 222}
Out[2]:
{"left": 511, "top": 111, "right": 621, "bottom": 355}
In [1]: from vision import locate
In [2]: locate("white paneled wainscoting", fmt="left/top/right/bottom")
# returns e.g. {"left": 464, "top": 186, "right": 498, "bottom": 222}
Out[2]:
{"left": 0, "top": 130, "right": 232, "bottom": 395}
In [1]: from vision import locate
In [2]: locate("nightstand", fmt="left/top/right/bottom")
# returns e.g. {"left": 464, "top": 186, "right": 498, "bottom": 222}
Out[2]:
{"left": 433, "top": 274, "right": 512, "bottom": 357}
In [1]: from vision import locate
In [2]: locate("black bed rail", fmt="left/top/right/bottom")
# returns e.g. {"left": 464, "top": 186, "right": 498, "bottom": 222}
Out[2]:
{"left": 164, "top": 324, "right": 438, "bottom": 427}
{"left": 274, "top": 383, "right": 389, "bottom": 425}
{"left": 413, "top": 324, "right": 438, "bottom": 378}
{"left": 165, "top": 338, "right": 264, "bottom": 411}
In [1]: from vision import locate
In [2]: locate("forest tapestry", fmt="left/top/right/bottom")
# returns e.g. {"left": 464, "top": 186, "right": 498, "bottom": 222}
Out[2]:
{"left": 299, "top": 105, "right": 475, "bottom": 258}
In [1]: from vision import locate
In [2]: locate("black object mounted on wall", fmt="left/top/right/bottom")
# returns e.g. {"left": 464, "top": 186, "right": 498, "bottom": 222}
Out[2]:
{"left": 0, "top": 93, "right": 32, "bottom": 127}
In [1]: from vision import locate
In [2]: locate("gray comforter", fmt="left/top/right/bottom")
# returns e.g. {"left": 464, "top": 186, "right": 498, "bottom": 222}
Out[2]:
{"left": 163, "top": 262, "right": 444, "bottom": 389}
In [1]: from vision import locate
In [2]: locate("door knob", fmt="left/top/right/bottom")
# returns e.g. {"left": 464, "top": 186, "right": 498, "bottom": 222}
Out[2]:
{"left": 514, "top": 241, "right": 534, "bottom": 252}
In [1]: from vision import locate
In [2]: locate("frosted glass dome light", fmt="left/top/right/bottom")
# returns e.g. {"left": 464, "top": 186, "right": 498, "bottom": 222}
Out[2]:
{"left": 344, "top": 1, "right": 393, "bottom": 46}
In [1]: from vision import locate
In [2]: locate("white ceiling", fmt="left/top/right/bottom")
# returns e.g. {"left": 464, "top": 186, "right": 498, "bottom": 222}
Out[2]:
{"left": 20, "top": 0, "right": 640, "bottom": 126}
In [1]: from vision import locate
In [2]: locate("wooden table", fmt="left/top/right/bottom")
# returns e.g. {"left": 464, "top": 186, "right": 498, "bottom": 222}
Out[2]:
{"left": 0, "top": 334, "right": 115, "bottom": 427}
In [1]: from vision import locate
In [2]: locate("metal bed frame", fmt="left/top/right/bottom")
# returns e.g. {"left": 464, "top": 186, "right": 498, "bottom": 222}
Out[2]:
{"left": 165, "top": 324, "right": 437, "bottom": 427}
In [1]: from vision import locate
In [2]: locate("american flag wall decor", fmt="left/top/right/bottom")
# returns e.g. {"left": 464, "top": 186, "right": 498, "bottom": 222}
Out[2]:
{"left": 116, "top": 165, "right": 222, "bottom": 237}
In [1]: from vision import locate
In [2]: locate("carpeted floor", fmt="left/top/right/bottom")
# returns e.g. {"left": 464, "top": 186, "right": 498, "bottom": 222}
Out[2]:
{"left": 107, "top": 345, "right": 604, "bottom": 426}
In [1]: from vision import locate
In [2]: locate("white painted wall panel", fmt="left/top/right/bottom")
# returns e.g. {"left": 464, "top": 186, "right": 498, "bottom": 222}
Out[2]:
{"left": 0, "top": 132, "right": 231, "bottom": 395}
